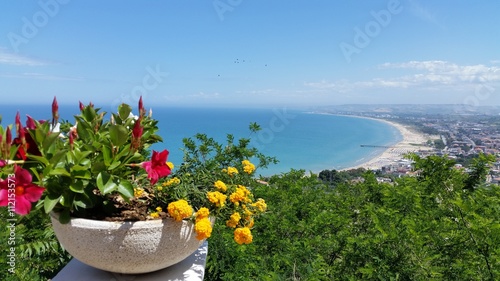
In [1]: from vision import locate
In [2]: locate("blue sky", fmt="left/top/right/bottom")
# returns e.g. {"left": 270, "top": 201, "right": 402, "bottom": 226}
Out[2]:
{"left": 1, "top": 0, "right": 499, "bottom": 108}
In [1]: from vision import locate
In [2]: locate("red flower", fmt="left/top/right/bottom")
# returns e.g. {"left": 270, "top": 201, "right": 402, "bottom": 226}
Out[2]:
{"left": 0, "top": 166, "right": 45, "bottom": 215}
{"left": 141, "top": 150, "right": 171, "bottom": 184}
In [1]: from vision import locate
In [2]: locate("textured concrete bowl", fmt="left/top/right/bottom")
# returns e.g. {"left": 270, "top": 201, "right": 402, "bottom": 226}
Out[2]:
{"left": 50, "top": 212, "right": 204, "bottom": 274}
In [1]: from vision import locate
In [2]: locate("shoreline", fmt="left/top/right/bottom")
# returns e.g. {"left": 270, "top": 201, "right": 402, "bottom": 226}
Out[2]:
{"left": 340, "top": 117, "right": 436, "bottom": 171}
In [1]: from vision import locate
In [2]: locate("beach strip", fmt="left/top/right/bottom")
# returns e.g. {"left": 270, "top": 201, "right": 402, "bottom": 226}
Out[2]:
{"left": 342, "top": 118, "right": 436, "bottom": 171}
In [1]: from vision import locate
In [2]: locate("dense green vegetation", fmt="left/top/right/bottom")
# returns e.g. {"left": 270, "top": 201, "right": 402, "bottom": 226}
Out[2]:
{"left": 205, "top": 154, "right": 500, "bottom": 280}
{"left": 1, "top": 154, "right": 499, "bottom": 280}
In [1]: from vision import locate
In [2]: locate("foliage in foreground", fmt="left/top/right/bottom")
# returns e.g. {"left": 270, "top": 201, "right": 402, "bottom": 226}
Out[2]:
{"left": 1, "top": 154, "right": 499, "bottom": 280}
{"left": 0, "top": 208, "right": 71, "bottom": 281}
{"left": 206, "top": 154, "right": 500, "bottom": 280}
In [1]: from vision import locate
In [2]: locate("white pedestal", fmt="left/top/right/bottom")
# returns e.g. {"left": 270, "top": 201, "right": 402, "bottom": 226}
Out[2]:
{"left": 52, "top": 241, "right": 208, "bottom": 281}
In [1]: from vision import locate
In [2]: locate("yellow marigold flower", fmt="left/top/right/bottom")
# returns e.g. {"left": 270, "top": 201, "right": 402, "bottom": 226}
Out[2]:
{"left": 252, "top": 198, "right": 267, "bottom": 213}
{"left": 214, "top": 180, "right": 227, "bottom": 192}
{"left": 226, "top": 166, "right": 238, "bottom": 176}
{"left": 226, "top": 212, "right": 241, "bottom": 228}
{"left": 195, "top": 207, "right": 210, "bottom": 222}
{"left": 156, "top": 206, "right": 163, "bottom": 212}
{"left": 150, "top": 212, "right": 159, "bottom": 219}
{"left": 134, "top": 188, "right": 144, "bottom": 198}
{"left": 167, "top": 199, "right": 193, "bottom": 222}
{"left": 163, "top": 177, "right": 181, "bottom": 187}
{"left": 242, "top": 205, "right": 253, "bottom": 216}
{"left": 230, "top": 185, "right": 250, "bottom": 204}
{"left": 167, "top": 162, "right": 174, "bottom": 170}
{"left": 242, "top": 160, "right": 256, "bottom": 174}
{"left": 234, "top": 227, "right": 253, "bottom": 245}
{"left": 195, "top": 217, "right": 212, "bottom": 240}
{"left": 239, "top": 185, "right": 251, "bottom": 196}
{"left": 207, "top": 191, "right": 227, "bottom": 208}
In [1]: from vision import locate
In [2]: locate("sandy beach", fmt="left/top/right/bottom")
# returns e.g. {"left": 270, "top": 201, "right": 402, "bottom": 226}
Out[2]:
{"left": 343, "top": 118, "right": 437, "bottom": 171}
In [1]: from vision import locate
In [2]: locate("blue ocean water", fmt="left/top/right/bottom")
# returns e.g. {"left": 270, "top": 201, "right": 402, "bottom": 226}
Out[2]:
{"left": 0, "top": 105, "right": 402, "bottom": 176}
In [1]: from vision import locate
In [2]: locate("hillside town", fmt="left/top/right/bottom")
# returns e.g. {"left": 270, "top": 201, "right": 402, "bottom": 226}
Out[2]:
{"left": 319, "top": 105, "right": 500, "bottom": 184}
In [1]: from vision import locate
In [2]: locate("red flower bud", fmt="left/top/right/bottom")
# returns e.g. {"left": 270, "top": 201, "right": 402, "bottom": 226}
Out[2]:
{"left": 79, "top": 101, "right": 85, "bottom": 111}
{"left": 26, "top": 115, "right": 36, "bottom": 130}
{"left": 15, "top": 112, "right": 22, "bottom": 137}
{"left": 132, "top": 117, "right": 143, "bottom": 150}
{"left": 5, "top": 127, "right": 12, "bottom": 155}
{"left": 6, "top": 127, "right": 12, "bottom": 145}
{"left": 69, "top": 127, "right": 78, "bottom": 149}
{"left": 132, "top": 117, "right": 143, "bottom": 140}
{"left": 52, "top": 96, "right": 59, "bottom": 125}
{"left": 138, "top": 96, "right": 145, "bottom": 117}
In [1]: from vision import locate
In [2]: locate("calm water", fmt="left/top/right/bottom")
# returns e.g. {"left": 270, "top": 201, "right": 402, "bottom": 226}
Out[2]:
{"left": 0, "top": 105, "right": 402, "bottom": 176}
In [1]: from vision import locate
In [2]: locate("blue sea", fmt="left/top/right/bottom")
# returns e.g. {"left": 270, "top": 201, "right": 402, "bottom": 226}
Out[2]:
{"left": 0, "top": 105, "right": 402, "bottom": 176}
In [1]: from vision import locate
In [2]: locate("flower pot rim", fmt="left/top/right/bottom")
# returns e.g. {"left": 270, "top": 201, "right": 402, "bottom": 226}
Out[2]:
{"left": 49, "top": 211, "right": 189, "bottom": 229}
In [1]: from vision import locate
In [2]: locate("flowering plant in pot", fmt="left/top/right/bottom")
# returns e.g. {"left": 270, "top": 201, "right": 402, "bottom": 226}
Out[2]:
{"left": 0, "top": 97, "right": 276, "bottom": 273}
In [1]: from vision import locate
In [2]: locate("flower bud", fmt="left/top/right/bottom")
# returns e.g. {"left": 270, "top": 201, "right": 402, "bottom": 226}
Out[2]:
{"left": 15, "top": 112, "right": 22, "bottom": 137}
{"left": 52, "top": 96, "right": 59, "bottom": 125}
{"left": 138, "top": 96, "right": 145, "bottom": 117}
{"left": 26, "top": 115, "right": 36, "bottom": 130}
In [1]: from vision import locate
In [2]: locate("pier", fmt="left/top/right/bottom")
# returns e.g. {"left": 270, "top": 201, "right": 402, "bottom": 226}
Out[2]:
{"left": 360, "top": 144, "right": 394, "bottom": 148}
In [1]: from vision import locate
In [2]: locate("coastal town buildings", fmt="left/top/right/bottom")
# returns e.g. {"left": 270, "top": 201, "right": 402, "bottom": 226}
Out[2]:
{"left": 326, "top": 106, "right": 500, "bottom": 182}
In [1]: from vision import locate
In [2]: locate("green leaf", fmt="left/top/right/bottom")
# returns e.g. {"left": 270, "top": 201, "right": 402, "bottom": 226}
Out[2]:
{"left": 48, "top": 167, "right": 71, "bottom": 177}
{"left": 27, "top": 154, "right": 50, "bottom": 166}
{"left": 117, "top": 180, "right": 134, "bottom": 200}
{"left": 96, "top": 172, "right": 117, "bottom": 194}
{"left": 75, "top": 116, "right": 93, "bottom": 141}
{"left": 82, "top": 105, "right": 97, "bottom": 122}
{"left": 71, "top": 164, "right": 89, "bottom": 171}
{"left": 108, "top": 160, "right": 122, "bottom": 170}
{"left": 49, "top": 149, "right": 68, "bottom": 166}
{"left": 102, "top": 145, "right": 112, "bottom": 166}
{"left": 118, "top": 103, "right": 132, "bottom": 120}
{"left": 74, "top": 192, "right": 94, "bottom": 209}
{"left": 43, "top": 195, "right": 61, "bottom": 213}
{"left": 42, "top": 132, "right": 60, "bottom": 151}
{"left": 72, "top": 170, "right": 91, "bottom": 179}
{"left": 69, "top": 180, "right": 85, "bottom": 193}
{"left": 109, "top": 124, "right": 128, "bottom": 147}
{"left": 58, "top": 210, "right": 71, "bottom": 224}
{"left": 73, "top": 150, "right": 92, "bottom": 163}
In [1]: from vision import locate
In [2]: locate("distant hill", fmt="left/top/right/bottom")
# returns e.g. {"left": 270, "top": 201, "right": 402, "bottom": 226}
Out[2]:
{"left": 312, "top": 104, "right": 500, "bottom": 115}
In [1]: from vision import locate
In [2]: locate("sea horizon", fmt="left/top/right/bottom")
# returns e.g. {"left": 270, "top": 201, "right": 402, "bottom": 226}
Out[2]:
{"left": 0, "top": 105, "right": 402, "bottom": 176}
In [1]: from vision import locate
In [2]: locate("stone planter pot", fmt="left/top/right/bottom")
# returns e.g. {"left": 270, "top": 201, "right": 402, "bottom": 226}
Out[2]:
{"left": 50, "top": 212, "right": 205, "bottom": 274}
